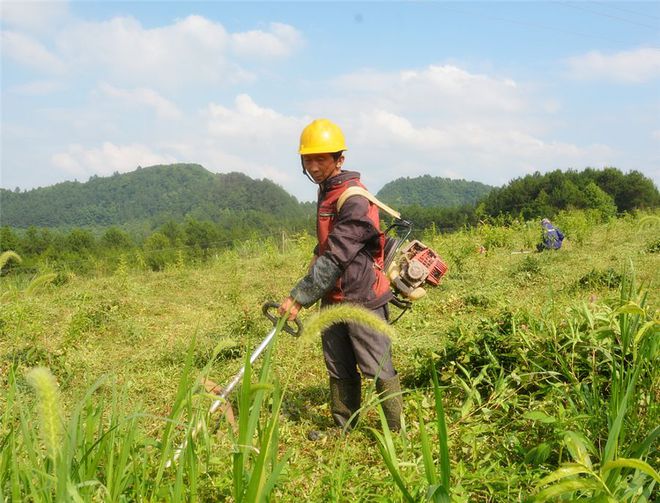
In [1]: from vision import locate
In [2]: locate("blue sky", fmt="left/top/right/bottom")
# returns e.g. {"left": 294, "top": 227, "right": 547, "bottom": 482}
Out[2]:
{"left": 2, "top": 1, "right": 659, "bottom": 202}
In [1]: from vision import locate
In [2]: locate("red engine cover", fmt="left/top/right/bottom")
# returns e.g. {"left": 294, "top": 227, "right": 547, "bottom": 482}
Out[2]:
{"left": 403, "top": 241, "right": 448, "bottom": 286}
{"left": 414, "top": 248, "right": 448, "bottom": 285}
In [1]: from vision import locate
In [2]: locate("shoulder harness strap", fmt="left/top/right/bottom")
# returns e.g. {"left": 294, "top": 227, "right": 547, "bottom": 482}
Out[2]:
{"left": 336, "top": 186, "right": 401, "bottom": 219}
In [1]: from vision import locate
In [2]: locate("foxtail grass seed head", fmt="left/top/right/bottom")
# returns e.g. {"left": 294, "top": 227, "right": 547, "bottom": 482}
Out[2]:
{"left": 25, "top": 272, "right": 57, "bottom": 295}
{"left": 0, "top": 250, "right": 22, "bottom": 269}
{"left": 636, "top": 214, "right": 660, "bottom": 230}
{"left": 27, "top": 367, "right": 64, "bottom": 460}
{"left": 301, "top": 304, "right": 396, "bottom": 344}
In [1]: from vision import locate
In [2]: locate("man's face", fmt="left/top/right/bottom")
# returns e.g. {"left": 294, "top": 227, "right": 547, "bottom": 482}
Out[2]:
{"left": 302, "top": 153, "right": 343, "bottom": 183}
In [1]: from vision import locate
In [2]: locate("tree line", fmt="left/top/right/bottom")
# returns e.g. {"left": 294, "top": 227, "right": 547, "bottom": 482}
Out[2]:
{"left": 1, "top": 164, "right": 307, "bottom": 228}
{"left": 0, "top": 212, "right": 315, "bottom": 275}
{"left": 1, "top": 166, "right": 657, "bottom": 275}
{"left": 480, "top": 167, "right": 658, "bottom": 219}
{"left": 376, "top": 174, "right": 493, "bottom": 208}
{"left": 389, "top": 167, "right": 659, "bottom": 231}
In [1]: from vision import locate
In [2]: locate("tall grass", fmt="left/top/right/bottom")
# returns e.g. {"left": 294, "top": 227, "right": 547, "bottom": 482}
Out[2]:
{"left": 369, "top": 362, "right": 452, "bottom": 502}
{"left": 230, "top": 316, "right": 290, "bottom": 502}
{"left": 2, "top": 211, "right": 658, "bottom": 500}
{"left": 533, "top": 267, "right": 659, "bottom": 501}
{"left": 0, "top": 324, "right": 291, "bottom": 501}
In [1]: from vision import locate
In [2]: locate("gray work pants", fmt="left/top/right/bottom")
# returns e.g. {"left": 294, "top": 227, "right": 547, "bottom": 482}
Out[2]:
{"left": 321, "top": 304, "right": 396, "bottom": 381}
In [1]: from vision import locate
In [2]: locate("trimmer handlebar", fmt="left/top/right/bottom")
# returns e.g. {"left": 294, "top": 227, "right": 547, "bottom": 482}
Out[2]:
{"left": 262, "top": 301, "right": 303, "bottom": 337}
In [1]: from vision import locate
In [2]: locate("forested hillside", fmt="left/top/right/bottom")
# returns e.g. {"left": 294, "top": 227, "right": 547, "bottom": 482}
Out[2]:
{"left": 482, "top": 167, "right": 660, "bottom": 219}
{"left": 373, "top": 168, "right": 659, "bottom": 234}
{"left": 376, "top": 175, "right": 493, "bottom": 207}
{"left": 2, "top": 165, "right": 657, "bottom": 243}
{"left": 0, "top": 164, "right": 307, "bottom": 228}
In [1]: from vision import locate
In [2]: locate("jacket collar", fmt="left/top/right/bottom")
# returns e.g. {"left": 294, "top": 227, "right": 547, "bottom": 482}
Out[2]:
{"left": 320, "top": 170, "right": 360, "bottom": 192}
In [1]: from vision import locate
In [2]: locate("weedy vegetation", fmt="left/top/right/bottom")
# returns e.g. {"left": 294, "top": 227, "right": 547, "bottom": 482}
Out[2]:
{"left": 1, "top": 211, "right": 658, "bottom": 501}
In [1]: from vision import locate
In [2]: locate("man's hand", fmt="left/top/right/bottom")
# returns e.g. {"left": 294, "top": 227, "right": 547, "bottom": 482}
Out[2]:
{"left": 278, "top": 296, "right": 302, "bottom": 321}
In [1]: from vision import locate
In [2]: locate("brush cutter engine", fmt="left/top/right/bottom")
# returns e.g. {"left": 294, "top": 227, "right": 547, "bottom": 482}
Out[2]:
{"left": 386, "top": 240, "right": 448, "bottom": 302}
{"left": 333, "top": 185, "right": 449, "bottom": 323}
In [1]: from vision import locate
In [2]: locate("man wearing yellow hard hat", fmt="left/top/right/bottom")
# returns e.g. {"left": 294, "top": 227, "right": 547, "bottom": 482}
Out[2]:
{"left": 279, "top": 119, "right": 402, "bottom": 432}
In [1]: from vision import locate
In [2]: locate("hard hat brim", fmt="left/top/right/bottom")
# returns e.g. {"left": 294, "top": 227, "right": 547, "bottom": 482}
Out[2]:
{"left": 299, "top": 146, "right": 348, "bottom": 155}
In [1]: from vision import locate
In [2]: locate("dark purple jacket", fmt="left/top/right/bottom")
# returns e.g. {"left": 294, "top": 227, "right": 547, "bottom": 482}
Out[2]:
{"left": 291, "top": 171, "right": 393, "bottom": 309}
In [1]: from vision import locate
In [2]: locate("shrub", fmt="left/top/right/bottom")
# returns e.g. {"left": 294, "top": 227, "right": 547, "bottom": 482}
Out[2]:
{"left": 143, "top": 232, "right": 173, "bottom": 271}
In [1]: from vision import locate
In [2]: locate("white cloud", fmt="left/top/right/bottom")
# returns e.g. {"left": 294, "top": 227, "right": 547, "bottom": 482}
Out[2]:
{"left": 51, "top": 142, "right": 177, "bottom": 177}
{"left": 335, "top": 64, "right": 525, "bottom": 118}
{"left": 299, "top": 63, "right": 624, "bottom": 191}
{"left": 1, "top": 30, "right": 66, "bottom": 73}
{"left": 175, "top": 65, "right": 638, "bottom": 198}
{"left": 54, "top": 15, "right": 229, "bottom": 87}
{"left": 47, "top": 15, "right": 299, "bottom": 88}
{"left": 348, "top": 108, "right": 613, "bottom": 187}
{"left": 3, "top": 14, "right": 302, "bottom": 88}
{"left": 205, "top": 94, "right": 304, "bottom": 157}
{"left": 8, "top": 79, "right": 64, "bottom": 95}
{"left": 5, "top": 42, "right": 654, "bottom": 201}
{"left": 97, "top": 82, "right": 181, "bottom": 119}
{"left": 202, "top": 93, "right": 305, "bottom": 190}
{"left": 0, "top": 1, "right": 69, "bottom": 33}
{"left": 324, "top": 64, "right": 545, "bottom": 162}
{"left": 206, "top": 93, "right": 300, "bottom": 137}
{"left": 566, "top": 47, "right": 660, "bottom": 83}
{"left": 231, "top": 22, "right": 304, "bottom": 58}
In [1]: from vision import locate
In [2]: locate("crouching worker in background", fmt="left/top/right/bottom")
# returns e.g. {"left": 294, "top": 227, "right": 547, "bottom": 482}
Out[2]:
{"left": 278, "top": 118, "right": 403, "bottom": 433}
{"left": 537, "top": 218, "right": 565, "bottom": 251}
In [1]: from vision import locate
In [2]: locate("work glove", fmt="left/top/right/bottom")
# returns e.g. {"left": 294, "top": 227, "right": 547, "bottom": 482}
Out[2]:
{"left": 290, "top": 254, "right": 341, "bottom": 308}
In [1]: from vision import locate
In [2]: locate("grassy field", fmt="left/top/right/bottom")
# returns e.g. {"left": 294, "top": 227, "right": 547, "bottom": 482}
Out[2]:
{"left": 1, "top": 210, "right": 658, "bottom": 501}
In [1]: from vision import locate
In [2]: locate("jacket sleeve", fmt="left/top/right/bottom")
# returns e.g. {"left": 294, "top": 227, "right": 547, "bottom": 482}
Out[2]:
{"left": 290, "top": 196, "right": 378, "bottom": 307}
{"left": 290, "top": 254, "right": 341, "bottom": 307}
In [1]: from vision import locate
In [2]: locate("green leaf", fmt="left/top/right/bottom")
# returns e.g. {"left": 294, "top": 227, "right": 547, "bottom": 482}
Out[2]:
{"left": 601, "top": 458, "right": 660, "bottom": 483}
{"left": 613, "top": 302, "right": 645, "bottom": 316}
{"left": 370, "top": 428, "right": 415, "bottom": 502}
{"left": 416, "top": 403, "right": 438, "bottom": 486}
{"left": 523, "top": 411, "right": 556, "bottom": 423}
{"left": 536, "top": 463, "right": 594, "bottom": 487}
{"left": 431, "top": 363, "right": 450, "bottom": 489}
{"left": 631, "top": 425, "right": 660, "bottom": 459}
{"left": 633, "top": 320, "right": 658, "bottom": 355}
{"left": 564, "top": 431, "right": 594, "bottom": 469}
{"left": 603, "top": 375, "right": 635, "bottom": 464}
{"left": 533, "top": 477, "right": 604, "bottom": 501}
{"left": 525, "top": 443, "right": 551, "bottom": 465}
{"left": 427, "top": 484, "right": 451, "bottom": 503}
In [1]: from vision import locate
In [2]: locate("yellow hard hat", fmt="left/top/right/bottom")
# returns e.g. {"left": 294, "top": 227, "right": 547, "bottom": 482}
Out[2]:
{"left": 298, "top": 118, "right": 347, "bottom": 155}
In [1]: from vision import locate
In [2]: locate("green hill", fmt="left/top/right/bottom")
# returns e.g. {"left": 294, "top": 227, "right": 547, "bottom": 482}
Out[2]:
{"left": 0, "top": 164, "right": 307, "bottom": 228}
{"left": 481, "top": 167, "right": 660, "bottom": 219}
{"left": 376, "top": 175, "right": 493, "bottom": 208}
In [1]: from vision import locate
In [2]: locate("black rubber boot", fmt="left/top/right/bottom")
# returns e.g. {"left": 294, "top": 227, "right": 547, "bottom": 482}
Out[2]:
{"left": 329, "top": 377, "right": 361, "bottom": 430}
{"left": 376, "top": 375, "right": 403, "bottom": 432}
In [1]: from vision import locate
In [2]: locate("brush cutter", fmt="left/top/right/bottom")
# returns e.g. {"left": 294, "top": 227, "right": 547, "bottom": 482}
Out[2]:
{"left": 166, "top": 301, "right": 302, "bottom": 467}
{"left": 383, "top": 220, "right": 449, "bottom": 323}
{"left": 336, "top": 188, "right": 449, "bottom": 323}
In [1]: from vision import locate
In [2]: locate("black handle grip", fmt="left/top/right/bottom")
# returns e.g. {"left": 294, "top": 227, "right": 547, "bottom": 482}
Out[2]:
{"left": 262, "top": 301, "right": 303, "bottom": 337}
